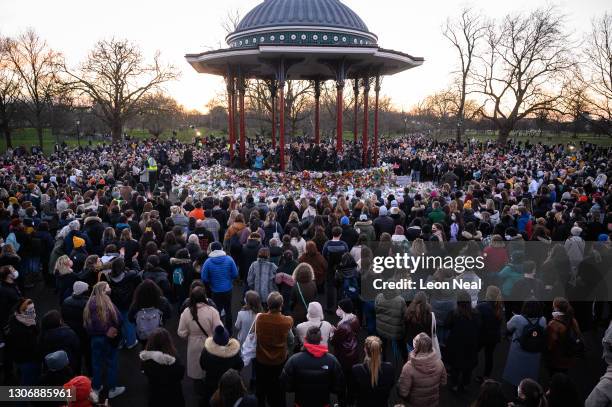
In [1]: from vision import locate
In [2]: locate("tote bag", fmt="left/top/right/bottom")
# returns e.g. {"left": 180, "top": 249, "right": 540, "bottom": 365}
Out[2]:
{"left": 241, "top": 313, "right": 260, "bottom": 366}
{"left": 431, "top": 312, "right": 441, "bottom": 357}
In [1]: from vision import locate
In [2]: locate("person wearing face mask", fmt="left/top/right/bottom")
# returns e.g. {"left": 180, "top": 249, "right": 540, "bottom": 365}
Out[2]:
{"left": 329, "top": 298, "right": 360, "bottom": 406}
{"left": 5, "top": 298, "right": 41, "bottom": 385}
{"left": 83, "top": 281, "right": 125, "bottom": 399}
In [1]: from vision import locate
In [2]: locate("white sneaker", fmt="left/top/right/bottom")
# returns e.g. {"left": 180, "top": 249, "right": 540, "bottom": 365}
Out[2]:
{"left": 108, "top": 387, "right": 125, "bottom": 399}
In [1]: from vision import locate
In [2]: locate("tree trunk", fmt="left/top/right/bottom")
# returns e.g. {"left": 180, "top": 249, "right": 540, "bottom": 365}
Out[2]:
{"left": 497, "top": 127, "right": 510, "bottom": 145}
{"left": 4, "top": 129, "right": 12, "bottom": 149}
{"left": 37, "top": 125, "right": 44, "bottom": 149}
{"left": 111, "top": 120, "right": 123, "bottom": 144}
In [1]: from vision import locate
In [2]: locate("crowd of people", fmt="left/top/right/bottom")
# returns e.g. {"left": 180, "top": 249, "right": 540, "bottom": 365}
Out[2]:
{"left": 0, "top": 132, "right": 610, "bottom": 407}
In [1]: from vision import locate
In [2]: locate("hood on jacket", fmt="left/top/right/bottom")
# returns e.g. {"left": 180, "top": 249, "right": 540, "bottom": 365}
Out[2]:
{"left": 461, "top": 230, "right": 483, "bottom": 240}
{"left": 84, "top": 216, "right": 102, "bottom": 225}
{"left": 204, "top": 337, "right": 240, "bottom": 358}
{"left": 139, "top": 350, "right": 176, "bottom": 365}
{"left": 409, "top": 351, "right": 441, "bottom": 375}
{"left": 304, "top": 342, "right": 328, "bottom": 358}
{"left": 208, "top": 249, "right": 227, "bottom": 258}
{"left": 170, "top": 257, "right": 192, "bottom": 265}
{"left": 392, "top": 234, "right": 408, "bottom": 242}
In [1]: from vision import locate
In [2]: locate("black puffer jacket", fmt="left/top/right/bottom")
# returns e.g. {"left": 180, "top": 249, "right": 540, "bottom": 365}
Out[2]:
{"left": 0, "top": 280, "right": 21, "bottom": 327}
{"left": 39, "top": 325, "right": 81, "bottom": 373}
{"left": 281, "top": 345, "right": 345, "bottom": 407}
{"left": 140, "top": 350, "right": 186, "bottom": 407}
{"left": 5, "top": 315, "right": 39, "bottom": 363}
{"left": 61, "top": 293, "right": 88, "bottom": 339}
{"left": 108, "top": 271, "right": 141, "bottom": 310}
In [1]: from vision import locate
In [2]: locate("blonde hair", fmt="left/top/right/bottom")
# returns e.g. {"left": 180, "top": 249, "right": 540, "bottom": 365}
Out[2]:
{"left": 413, "top": 332, "right": 433, "bottom": 355}
{"left": 364, "top": 336, "right": 383, "bottom": 387}
{"left": 84, "top": 282, "right": 118, "bottom": 329}
{"left": 55, "top": 255, "right": 73, "bottom": 275}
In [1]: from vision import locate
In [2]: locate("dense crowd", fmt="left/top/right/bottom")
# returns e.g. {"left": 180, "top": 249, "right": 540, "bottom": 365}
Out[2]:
{"left": 0, "top": 133, "right": 610, "bottom": 407}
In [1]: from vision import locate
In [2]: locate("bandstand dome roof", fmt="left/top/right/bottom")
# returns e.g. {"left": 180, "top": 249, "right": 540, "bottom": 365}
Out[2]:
{"left": 186, "top": 0, "right": 423, "bottom": 80}
{"left": 233, "top": 0, "right": 371, "bottom": 37}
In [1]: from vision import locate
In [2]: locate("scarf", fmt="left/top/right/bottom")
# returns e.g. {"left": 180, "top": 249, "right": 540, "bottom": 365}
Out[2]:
{"left": 15, "top": 308, "right": 36, "bottom": 327}
{"left": 552, "top": 311, "right": 565, "bottom": 319}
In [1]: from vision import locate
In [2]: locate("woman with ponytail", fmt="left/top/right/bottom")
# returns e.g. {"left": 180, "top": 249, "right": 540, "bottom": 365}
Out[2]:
{"left": 546, "top": 297, "right": 582, "bottom": 375}
{"left": 351, "top": 336, "right": 394, "bottom": 407}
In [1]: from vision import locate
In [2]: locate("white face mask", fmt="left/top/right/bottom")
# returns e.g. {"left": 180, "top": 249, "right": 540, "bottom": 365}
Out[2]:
{"left": 336, "top": 308, "right": 344, "bottom": 318}
{"left": 10, "top": 270, "right": 18, "bottom": 280}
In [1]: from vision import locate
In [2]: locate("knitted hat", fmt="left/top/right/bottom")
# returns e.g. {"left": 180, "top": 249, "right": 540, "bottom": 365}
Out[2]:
{"left": 340, "top": 216, "right": 350, "bottom": 226}
{"left": 359, "top": 214, "right": 368, "bottom": 221}
{"left": 395, "top": 225, "right": 405, "bottom": 235}
{"left": 390, "top": 200, "right": 399, "bottom": 208}
{"left": 73, "top": 236, "right": 85, "bottom": 249}
{"left": 378, "top": 206, "right": 388, "bottom": 216}
{"left": 598, "top": 234, "right": 609, "bottom": 242}
{"left": 571, "top": 226, "right": 582, "bottom": 236}
{"left": 338, "top": 298, "right": 354, "bottom": 314}
{"left": 210, "top": 242, "right": 222, "bottom": 251}
{"left": 45, "top": 350, "right": 69, "bottom": 372}
{"left": 72, "top": 281, "right": 89, "bottom": 296}
{"left": 213, "top": 325, "right": 229, "bottom": 346}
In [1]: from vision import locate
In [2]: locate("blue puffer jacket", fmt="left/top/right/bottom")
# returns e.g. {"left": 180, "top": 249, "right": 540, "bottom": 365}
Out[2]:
{"left": 201, "top": 250, "right": 238, "bottom": 293}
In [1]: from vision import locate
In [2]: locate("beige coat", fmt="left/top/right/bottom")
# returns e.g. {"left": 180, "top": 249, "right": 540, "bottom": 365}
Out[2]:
{"left": 177, "top": 303, "right": 222, "bottom": 379}
{"left": 397, "top": 351, "right": 447, "bottom": 407}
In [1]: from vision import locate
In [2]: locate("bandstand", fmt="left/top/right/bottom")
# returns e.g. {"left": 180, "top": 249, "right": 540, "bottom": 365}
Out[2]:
{"left": 186, "top": 0, "right": 423, "bottom": 171}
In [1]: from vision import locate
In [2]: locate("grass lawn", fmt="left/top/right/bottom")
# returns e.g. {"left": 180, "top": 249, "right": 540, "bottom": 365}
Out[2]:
{"left": 1, "top": 128, "right": 610, "bottom": 156}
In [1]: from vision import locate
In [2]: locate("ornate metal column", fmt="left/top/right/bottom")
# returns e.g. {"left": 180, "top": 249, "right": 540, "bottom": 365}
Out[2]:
{"left": 267, "top": 80, "right": 277, "bottom": 150}
{"left": 314, "top": 79, "right": 321, "bottom": 145}
{"left": 225, "top": 70, "right": 235, "bottom": 162}
{"left": 353, "top": 78, "right": 359, "bottom": 144}
{"left": 362, "top": 77, "right": 370, "bottom": 167}
{"left": 278, "top": 59, "right": 287, "bottom": 171}
{"left": 237, "top": 74, "right": 246, "bottom": 166}
{"left": 374, "top": 75, "right": 381, "bottom": 166}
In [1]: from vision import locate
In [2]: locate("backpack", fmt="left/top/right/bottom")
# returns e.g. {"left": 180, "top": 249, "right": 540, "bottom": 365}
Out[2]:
{"left": 558, "top": 319, "right": 585, "bottom": 357}
{"left": 173, "top": 266, "right": 184, "bottom": 286}
{"left": 518, "top": 316, "right": 546, "bottom": 353}
{"left": 342, "top": 274, "right": 360, "bottom": 300}
{"left": 135, "top": 307, "right": 162, "bottom": 340}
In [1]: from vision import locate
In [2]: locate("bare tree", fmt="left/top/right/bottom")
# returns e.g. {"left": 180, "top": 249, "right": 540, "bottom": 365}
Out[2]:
{"left": 0, "top": 36, "right": 22, "bottom": 148}
{"left": 139, "top": 92, "right": 183, "bottom": 137}
{"left": 443, "top": 8, "right": 488, "bottom": 141}
{"left": 473, "top": 7, "right": 575, "bottom": 144}
{"left": 5, "top": 29, "right": 63, "bottom": 148}
{"left": 64, "top": 38, "right": 178, "bottom": 143}
{"left": 222, "top": 9, "right": 242, "bottom": 35}
{"left": 583, "top": 12, "right": 612, "bottom": 134}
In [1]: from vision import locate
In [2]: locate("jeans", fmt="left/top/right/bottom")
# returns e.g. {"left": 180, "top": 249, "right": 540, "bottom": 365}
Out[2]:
{"left": 120, "top": 309, "right": 136, "bottom": 347}
{"left": 362, "top": 300, "right": 376, "bottom": 335}
{"left": 212, "top": 291, "right": 232, "bottom": 335}
{"left": 411, "top": 170, "right": 421, "bottom": 182}
{"left": 17, "top": 361, "right": 40, "bottom": 385}
{"left": 91, "top": 335, "right": 118, "bottom": 390}
{"left": 481, "top": 342, "right": 497, "bottom": 378}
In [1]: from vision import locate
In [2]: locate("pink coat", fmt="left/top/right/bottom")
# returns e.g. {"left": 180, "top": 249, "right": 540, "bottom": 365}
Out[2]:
{"left": 397, "top": 351, "right": 447, "bottom": 407}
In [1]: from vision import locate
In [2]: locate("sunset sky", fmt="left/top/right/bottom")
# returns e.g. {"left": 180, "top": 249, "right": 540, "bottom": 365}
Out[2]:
{"left": 1, "top": 0, "right": 610, "bottom": 113}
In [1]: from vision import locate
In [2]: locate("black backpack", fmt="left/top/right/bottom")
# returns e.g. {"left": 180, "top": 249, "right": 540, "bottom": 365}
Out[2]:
{"left": 518, "top": 316, "right": 546, "bottom": 353}
{"left": 557, "top": 319, "right": 585, "bottom": 357}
